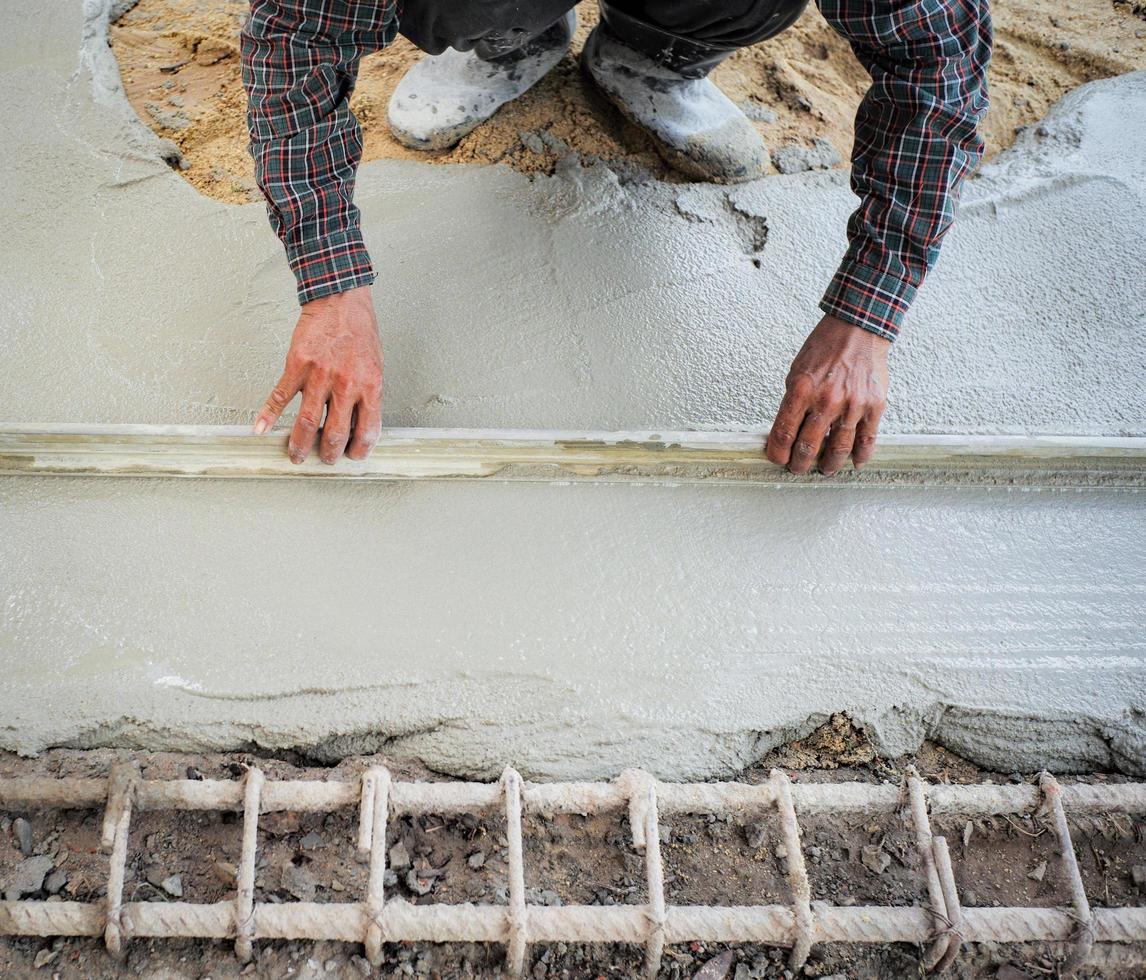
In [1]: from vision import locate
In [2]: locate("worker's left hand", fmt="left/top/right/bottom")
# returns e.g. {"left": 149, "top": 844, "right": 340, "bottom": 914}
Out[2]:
{"left": 765, "top": 314, "right": 890, "bottom": 475}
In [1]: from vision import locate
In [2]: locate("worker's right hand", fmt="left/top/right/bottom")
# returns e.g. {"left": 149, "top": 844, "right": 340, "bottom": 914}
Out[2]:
{"left": 253, "top": 285, "right": 384, "bottom": 465}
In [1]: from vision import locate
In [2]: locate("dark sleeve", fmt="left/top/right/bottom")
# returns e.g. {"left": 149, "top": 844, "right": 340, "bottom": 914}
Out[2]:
{"left": 816, "top": 0, "right": 991, "bottom": 340}
{"left": 240, "top": 0, "right": 398, "bottom": 305}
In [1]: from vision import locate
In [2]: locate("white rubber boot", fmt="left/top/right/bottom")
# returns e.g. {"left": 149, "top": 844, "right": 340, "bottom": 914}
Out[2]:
{"left": 581, "top": 24, "right": 768, "bottom": 183}
{"left": 388, "top": 11, "right": 576, "bottom": 152}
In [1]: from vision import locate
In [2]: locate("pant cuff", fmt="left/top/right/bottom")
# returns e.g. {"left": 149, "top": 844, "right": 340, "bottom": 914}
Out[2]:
{"left": 596, "top": 3, "right": 736, "bottom": 78}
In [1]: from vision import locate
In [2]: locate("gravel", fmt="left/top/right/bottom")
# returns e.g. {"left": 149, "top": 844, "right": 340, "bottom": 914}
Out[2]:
{"left": 4, "top": 854, "right": 55, "bottom": 900}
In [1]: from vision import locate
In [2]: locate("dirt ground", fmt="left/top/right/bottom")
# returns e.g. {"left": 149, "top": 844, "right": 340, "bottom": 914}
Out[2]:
{"left": 108, "top": 0, "right": 1146, "bottom": 205}
{"left": 2, "top": 716, "right": 1144, "bottom": 979}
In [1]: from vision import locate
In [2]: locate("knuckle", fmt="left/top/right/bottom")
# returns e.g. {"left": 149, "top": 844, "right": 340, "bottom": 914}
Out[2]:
{"left": 322, "top": 428, "right": 348, "bottom": 446}
{"left": 787, "top": 374, "right": 816, "bottom": 399}
{"left": 769, "top": 427, "right": 795, "bottom": 446}
{"left": 830, "top": 427, "right": 855, "bottom": 447}
{"left": 296, "top": 411, "right": 322, "bottom": 431}
{"left": 794, "top": 440, "right": 816, "bottom": 457}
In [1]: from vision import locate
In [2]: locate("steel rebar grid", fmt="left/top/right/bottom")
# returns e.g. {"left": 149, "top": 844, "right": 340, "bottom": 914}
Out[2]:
{"left": 1, "top": 766, "right": 1144, "bottom": 977}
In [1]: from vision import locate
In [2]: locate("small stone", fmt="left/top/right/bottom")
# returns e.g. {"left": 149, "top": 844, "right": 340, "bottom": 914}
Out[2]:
{"left": 774, "top": 843, "right": 788, "bottom": 859}
{"left": 161, "top": 874, "right": 183, "bottom": 897}
{"left": 331, "top": 877, "right": 345, "bottom": 892}
{"left": 744, "top": 822, "right": 767, "bottom": 850}
{"left": 33, "top": 948, "right": 59, "bottom": 969}
{"left": 860, "top": 844, "right": 891, "bottom": 875}
{"left": 350, "top": 956, "right": 372, "bottom": 977}
{"left": 43, "top": 869, "right": 67, "bottom": 895}
{"left": 1027, "top": 861, "right": 1047, "bottom": 882}
{"left": 389, "top": 841, "right": 411, "bottom": 871}
{"left": 213, "top": 861, "right": 237, "bottom": 885}
{"left": 963, "top": 820, "right": 973, "bottom": 848}
{"left": 13, "top": 817, "right": 34, "bottom": 856}
{"left": 531, "top": 887, "right": 562, "bottom": 907}
{"left": 467, "top": 850, "right": 486, "bottom": 870}
{"left": 383, "top": 869, "right": 399, "bottom": 889}
{"left": 1132, "top": 865, "right": 1146, "bottom": 891}
{"left": 281, "top": 863, "right": 317, "bottom": 902}
{"left": 300, "top": 830, "right": 325, "bottom": 851}
{"left": 5, "top": 855, "right": 55, "bottom": 900}
{"left": 692, "top": 950, "right": 735, "bottom": 980}
{"left": 262, "top": 811, "right": 301, "bottom": 837}
{"left": 406, "top": 869, "right": 434, "bottom": 897}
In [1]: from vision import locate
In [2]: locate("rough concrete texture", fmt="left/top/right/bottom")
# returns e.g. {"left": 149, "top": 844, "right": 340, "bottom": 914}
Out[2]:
{"left": 1, "top": 1, "right": 1144, "bottom": 778}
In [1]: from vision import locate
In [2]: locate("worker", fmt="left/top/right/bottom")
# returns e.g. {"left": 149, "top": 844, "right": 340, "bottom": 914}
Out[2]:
{"left": 242, "top": 0, "right": 990, "bottom": 474}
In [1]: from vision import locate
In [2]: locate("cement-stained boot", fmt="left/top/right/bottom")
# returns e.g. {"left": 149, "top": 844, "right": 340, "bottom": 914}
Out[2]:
{"left": 580, "top": 24, "right": 769, "bottom": 183}
{"left": 388, "top": 11, "right": 576, "bottom": 151}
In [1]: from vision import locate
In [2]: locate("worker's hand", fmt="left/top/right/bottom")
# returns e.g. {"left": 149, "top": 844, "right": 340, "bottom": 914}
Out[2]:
{"left": 765, "top": 314, "right": 890, "bottom": 475}
{"left": 253, "top": 285, "right": 384, "bottom": 464}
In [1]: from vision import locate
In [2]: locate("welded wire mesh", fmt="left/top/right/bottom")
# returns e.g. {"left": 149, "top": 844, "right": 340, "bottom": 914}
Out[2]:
{"left": 1, "top": 765, "right": 1144, "bottom": 977}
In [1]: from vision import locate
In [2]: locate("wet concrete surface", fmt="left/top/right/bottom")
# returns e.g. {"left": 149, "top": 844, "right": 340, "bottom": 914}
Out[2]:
{"left": 0, "top": 1, "right": 1143, "bottom": 777}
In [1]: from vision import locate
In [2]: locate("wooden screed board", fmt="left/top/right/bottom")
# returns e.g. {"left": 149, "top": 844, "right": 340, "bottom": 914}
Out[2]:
{"left": 1, "top": 424, "right": 1144, "bottom": 486}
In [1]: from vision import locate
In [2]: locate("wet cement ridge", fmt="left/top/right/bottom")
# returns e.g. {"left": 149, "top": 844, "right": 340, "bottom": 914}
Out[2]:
{"left": 8, "top": 686, "right": 1145, "bottom": 781}
{"left": 0, "top": 2, "right": 1142, "bottom": 780}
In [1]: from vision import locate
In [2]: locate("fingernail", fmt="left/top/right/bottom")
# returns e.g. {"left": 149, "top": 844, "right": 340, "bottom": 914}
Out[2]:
{"left": 254, "top": 418, "right": 268, "bottom": 435}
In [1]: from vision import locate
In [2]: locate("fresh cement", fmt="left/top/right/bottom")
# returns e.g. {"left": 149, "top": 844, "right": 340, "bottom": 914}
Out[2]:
{"left": 0, "top": 0, "right": 1144, "bottom": 778}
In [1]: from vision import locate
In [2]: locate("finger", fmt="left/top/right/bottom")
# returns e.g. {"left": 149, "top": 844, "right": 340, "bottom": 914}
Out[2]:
{"left": 254, "top": 367, "right": 303, "bottom": 435}
{"left": 765, "top": 382, "right": 813, "bottom": 467}
{"left": 289, "top": 377, "right": 329, "bottom": 464}
{"left": 852, "top": 411, "right": 883, "bottom": 469}
{"left": 319, "top": 391, "right": 355, "bottom": 465}
{"left": 346, "top": 395, "right": 382, "bottom": 461}
{"left": 787, "top": 408, "right": 834, "bottom": 475}
{"left": 819, "top": 418, "right": 859, "bottom": 476}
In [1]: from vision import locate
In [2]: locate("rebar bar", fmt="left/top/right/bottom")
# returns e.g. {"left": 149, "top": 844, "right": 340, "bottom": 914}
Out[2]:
{"left": 1, "top": 766, "right": 1143, "bottom": 977}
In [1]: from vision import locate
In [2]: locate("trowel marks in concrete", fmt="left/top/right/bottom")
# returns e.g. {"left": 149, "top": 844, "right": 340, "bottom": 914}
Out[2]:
{"left": 0, "top": 1, "right": 1144, "bottom": 435}
{"left": 0, "top": 2, "right": 1145, "bottom": 779}
{"left": 1, "top": 476, "right": 1144, "bottom": 780}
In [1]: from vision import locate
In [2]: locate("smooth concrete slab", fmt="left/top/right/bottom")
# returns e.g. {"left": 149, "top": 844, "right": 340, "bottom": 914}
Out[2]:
{"left": 2, "top": 476, "right": 1144, "bottom": 778}
{"left": 0, "top": 1, "right": 1144, "bottom": 777}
